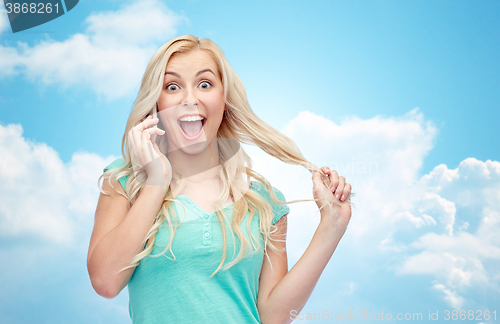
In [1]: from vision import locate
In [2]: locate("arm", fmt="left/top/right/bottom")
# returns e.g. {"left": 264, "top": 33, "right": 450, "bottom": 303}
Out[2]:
{"left": 257, "top": 213, "right": 346, "bottom": 324}
{"left": 88, "top": 115, "right": 170, "bottom": 299}
{"left": 257, "top": 214, "right": 289, "bottom": 322}
{"left": 257, "top": 167, "right": 352, "bottom": 324}
{"left": 87, "top": 180, "right": 167, "bottom": 299}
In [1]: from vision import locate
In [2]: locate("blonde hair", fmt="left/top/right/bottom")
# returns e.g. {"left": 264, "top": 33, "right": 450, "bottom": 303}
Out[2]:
{"left": 99, "top": 34, "right": 347, "bottom": 277}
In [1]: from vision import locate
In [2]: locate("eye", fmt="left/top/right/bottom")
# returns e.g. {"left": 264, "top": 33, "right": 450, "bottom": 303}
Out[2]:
{"left": 199, "top": 81, "right": 212, "bottom": 90}
{"left": 166, "top": 83, "right": 179, "bottom": 91}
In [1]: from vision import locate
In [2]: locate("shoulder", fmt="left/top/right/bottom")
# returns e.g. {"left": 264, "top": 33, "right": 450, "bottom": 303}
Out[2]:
{"left": 103, "top": 158, "right": 128, "bottom": 173}
{"left": 103, "top": 158, "right": 131, "bottom": 191}
{"left": 250, "top": 181, "right": 290, "bottom": 225}
{"left": 250, "top": 181, "right": 286, "bottom": 202}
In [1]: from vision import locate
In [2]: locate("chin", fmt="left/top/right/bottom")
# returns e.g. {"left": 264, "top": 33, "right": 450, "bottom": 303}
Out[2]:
{"left": 176, "top": 141, "right": 210, "bottom": 155}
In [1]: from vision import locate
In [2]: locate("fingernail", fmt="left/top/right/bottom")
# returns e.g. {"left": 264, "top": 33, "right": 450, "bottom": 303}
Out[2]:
{"left": 336, "top": 194, "right": 340, "bottom": 200}
{"left": 341, "top": 194, "right": 345, "bottom": 201}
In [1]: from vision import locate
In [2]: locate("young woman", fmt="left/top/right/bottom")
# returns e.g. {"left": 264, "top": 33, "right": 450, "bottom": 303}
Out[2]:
{"left": 87, "top": 34, "right": 352, "bottom": 324}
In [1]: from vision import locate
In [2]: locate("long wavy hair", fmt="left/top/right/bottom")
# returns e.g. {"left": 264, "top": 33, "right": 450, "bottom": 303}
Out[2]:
{"left": 99, "top": 34, "right": 345, "bottom": 277}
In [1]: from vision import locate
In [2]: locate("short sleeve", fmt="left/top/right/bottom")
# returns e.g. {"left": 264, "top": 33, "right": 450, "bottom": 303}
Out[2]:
{"left": 103, "top": 158, "right": 130, "bottom": 192}
{"left": 250, "top": 181, "right": 290, "bottom": 225}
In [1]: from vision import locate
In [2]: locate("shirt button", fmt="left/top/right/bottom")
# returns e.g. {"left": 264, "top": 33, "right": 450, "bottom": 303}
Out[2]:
{"left": 204, "top": 215, "right": 209, "bottom": 219}
{"left": 204, "top": 232, "right": 210, "bottom": 237}
{"left": 204, "top": 222, "right": 210, "bottom": 227}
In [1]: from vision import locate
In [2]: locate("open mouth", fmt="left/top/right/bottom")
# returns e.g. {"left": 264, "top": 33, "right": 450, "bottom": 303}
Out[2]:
{"left": 177, "top": 116, "right": 206, "bottom": 139}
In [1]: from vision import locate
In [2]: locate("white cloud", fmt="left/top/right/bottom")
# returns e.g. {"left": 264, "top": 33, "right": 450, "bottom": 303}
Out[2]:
{"left": 432, "top": 283, "right": 465, "bottom": 309}
{"left": 0, "top": 123, "right": 114, "bottom": 246}
{"left": 282, "top": 108, "right": 436, "bottom": 185}
{"left": 418, "top": 192, "right": 456, "bottom": 235}
{"left": 0, "top": 0, "right": 185, "bottom": 99}
{"left": 396, "top": 159, "right": 500, "bottom": 300}
{"left": 393, "top": 211, "right": 437, "bottom": 228}
{"left": 399, "top": 249, "right": 487, "bottom": 287}
{"left": 247, "top": 108, "right": 439, "bottom": 265}
{"left": 85, "top": 0, "right": 183, "bottom": 47}
{"left": 0, "top": 123, "right": 128, "bottom": 322}
{"left": 1, "top": 107, "right": 498, "bottom": 313}
{"left": 269, "top": 108, "right": 439, "bottom": 241}
{"left": 248, "top": 108, "right": 499, "bottom": 309}
{"left": 420, "top": 158, "right": 500, "bottom": 211}
{"left": 0, "top": 45, "right": 20, "bottom": 74}
{"left": 0, "top": 7, "right": 9, "bottom": 34}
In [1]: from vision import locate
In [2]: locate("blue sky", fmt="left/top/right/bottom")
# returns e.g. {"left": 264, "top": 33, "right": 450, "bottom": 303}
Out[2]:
{"left": 0, "top": 1, "right": 499, "bottom": 323}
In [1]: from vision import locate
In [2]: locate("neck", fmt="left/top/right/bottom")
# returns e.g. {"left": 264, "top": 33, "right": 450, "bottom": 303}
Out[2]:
{"left": 167, "top": 138, "right": 222, "bottom": 181}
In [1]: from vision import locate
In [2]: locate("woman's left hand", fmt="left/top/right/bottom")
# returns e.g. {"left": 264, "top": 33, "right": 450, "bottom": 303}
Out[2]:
{"left": 312, "top": 166, "right": 352, "bottom": 232}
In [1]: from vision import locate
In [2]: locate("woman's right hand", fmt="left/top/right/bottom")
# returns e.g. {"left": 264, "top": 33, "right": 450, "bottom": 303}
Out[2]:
{"left": 127, "top": 115, "right": 172, "bottom": 188}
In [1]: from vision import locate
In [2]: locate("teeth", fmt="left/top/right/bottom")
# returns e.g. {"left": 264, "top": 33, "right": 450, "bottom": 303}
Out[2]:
{"left": 179, "top": 116, "right": 204, "bottom": 122}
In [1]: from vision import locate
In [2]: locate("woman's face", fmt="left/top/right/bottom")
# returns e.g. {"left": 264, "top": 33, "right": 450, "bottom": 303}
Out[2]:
{"left": 157, "top": 49, "right": 225, "bottom": 155}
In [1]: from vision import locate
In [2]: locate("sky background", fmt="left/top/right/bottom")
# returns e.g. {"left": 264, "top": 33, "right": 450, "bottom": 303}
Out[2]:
{"left": 0, "top": 0, "right": 498, "bottom": 323}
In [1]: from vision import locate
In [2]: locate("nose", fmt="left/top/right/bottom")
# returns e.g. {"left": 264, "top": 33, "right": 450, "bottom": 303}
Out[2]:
{"left": 181, "top": 88, "right": 198, "bottom": 107}
{"left": 183, "top": 101, "right": 197, "bottom": 106}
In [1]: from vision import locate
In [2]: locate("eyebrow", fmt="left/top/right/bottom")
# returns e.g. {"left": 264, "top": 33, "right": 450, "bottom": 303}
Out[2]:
{"left": 164, "top": 69, "right": 215, "bottom": 78}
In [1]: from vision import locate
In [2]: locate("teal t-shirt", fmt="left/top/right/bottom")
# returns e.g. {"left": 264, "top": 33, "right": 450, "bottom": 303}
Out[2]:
{"left": 103, "top": 159, "right": 290, "bottom": 324}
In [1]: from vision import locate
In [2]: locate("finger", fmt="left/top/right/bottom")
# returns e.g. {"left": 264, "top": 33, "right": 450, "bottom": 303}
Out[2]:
{"left": 133, "top": 116, "right": 155, "bottom": 132}
{"left": 151, "top": 127, "right": 162, "bottom": 145}
{"left": 335, "top": 176, "right": 345, "bottom": 200}
{"left": 312, "top": 171, "right": 325, "bottom": 194}
{"left": 341, "top": 183, "right": 352, "bottom": 201}
{"left": 319, "top": 167, "right": 331, "bottom": 185}
{"left": 312, "top": 171, "right": 335, "bottom": 215}
{"left": 131, "top": 123, "right": 144, "bottom": 151}
{"left": 140, "top": 127, "right": 156, "bottom": 161}
{"left": 134, "top": 116, "right": 149, "bottom": 130}
{"left": 144, "top": 127, "right": 164, "bottom": 136}
{"left": 329, "top": 169, "right": 339, "bottom": 191}
{"left": 141, "top": 116, "right": 159, "bottom": 129}
{"left": 134, "top": 118, "right": 159, "bottom": 145}
{"left": 128, "top": 134, "right": 142, "bottom": 172}
{"left": 134, "top": 124, "right": 163, "bottom": 146}
{"left": 139, "top": 121, "right": 162, "bottom": 148}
